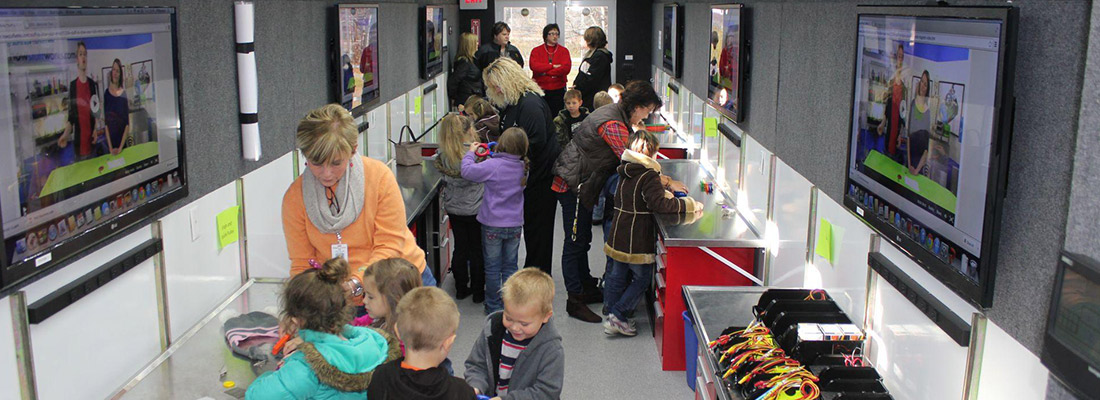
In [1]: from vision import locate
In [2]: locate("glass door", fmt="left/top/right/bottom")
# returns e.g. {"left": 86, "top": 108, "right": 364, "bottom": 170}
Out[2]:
{"left": 496, "top": 1, "right": 616, "bottom": 84}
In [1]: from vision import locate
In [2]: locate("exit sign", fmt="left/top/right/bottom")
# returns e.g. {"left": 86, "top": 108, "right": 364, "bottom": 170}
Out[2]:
{"left": 460, "top": 0, "right": 488, "bottom": 10}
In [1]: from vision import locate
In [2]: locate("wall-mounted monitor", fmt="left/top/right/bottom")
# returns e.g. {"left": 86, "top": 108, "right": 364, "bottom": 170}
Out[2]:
{"left": 843, "top": 6, "right": 1018, "bottom": 307}
{"left": 1043, "top": 252, "right": 1100, "bottom": 399}
{"left": 334, "top": 4, "right": 380, "bottom": 116}
{"left": 0, "top": 7, "right": 188, "bottom": 291}
{"left": 706, "top": 4, "right": 744, "bottom": 122}
{"left": 661, "top": 3, "right": 684, "bottom": 78}
{"left": 420, "top": 6, "right": 444, "bottom": 80}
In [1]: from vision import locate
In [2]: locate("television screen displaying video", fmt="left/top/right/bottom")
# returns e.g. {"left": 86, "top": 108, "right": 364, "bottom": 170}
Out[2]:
{"left": 336, "top": 4, "right": 380, "bottom": 115}
{"left": 0, "top": 7, "right": 186, "bottom": 289}
{"left": 844, "top": 7, "right": 1016, "bottom": 307}
{"left": 420, "top": 6, "right": 443, "bottom": 80}
{"left": 707, "top": 5, "right": 743, "bottom": 121}
{"left": 661, "top": 4, "right": 683, "bottom": 78}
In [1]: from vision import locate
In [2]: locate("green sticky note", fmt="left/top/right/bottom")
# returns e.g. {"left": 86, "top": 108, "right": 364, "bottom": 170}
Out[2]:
{"left": 815, "top": 218, "right": 834, "bottom": 265}
{"left": 217, "top": 206, "right": 240, "bottom": 250}
{"left": 704, "top": 117, "right": 718, "bottom": 138}
{"left": 414, "top": 96, "right": 422, "bottom": 114}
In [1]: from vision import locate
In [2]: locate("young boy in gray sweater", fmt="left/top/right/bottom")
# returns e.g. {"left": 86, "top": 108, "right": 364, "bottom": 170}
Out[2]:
{"left": 464, "top": 268, "right": 564, "bottom": 399}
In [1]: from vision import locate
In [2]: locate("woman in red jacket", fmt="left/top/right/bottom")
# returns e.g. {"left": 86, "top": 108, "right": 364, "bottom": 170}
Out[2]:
{"left": 529, "top": 23, "right": 571, "bottom": 115}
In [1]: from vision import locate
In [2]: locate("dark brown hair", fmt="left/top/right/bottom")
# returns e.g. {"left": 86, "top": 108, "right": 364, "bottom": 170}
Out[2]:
{"left": 629, "top": 130, "right": 660, "bottom": 157}
{"left": 564, "top": 89, "right": 582, "bottom": 102}
{"left": 620, "top": 80, "right": 662, "bottom": 116}
{"left": 281, "top": 257, "right": 352, "bottom": 334}
{"left": 362, "top": 258, "right": 422, "bottom": 334}
{"left": 584, "top": 26, "right": 607, "bottom": 49}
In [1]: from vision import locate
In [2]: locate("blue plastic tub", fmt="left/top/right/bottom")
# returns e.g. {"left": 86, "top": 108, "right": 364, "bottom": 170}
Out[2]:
{"left": 683, "top": 310, "right": 697, "bottom": 391}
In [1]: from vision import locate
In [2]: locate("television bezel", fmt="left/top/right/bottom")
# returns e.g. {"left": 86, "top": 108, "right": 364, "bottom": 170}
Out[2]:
{"left": 841, "top": 5, "right": 1018, "bottom": 308}
{"left": 419, "top": 5, "right": 444, "bottom": 81}
{"left": 331, "top": 3, "right": 382, "bottom": 117}
{"left": 661, "top": 3, "right": 684, "bottom": 78}
{"left": 1042, "top": 251, "right": 1100, "bottom": 400}
{"left": 705, "top": 3, "right": 746, "bottom": 122}
{"left": 0, "top": 6, "right": 189, "bottom": 293}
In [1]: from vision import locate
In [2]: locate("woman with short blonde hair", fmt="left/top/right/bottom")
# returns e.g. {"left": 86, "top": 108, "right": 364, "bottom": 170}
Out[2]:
{"left": 282, "top": 104, "right": 435, "bottom": 289}
{"left": 480, "top": 57, "right": 560, "bottom": 279}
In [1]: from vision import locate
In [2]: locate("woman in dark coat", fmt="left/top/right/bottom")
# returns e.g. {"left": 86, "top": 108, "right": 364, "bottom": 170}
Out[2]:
{"left": 571, "top": 26, "right": 613, "bottom": 111}
{"left": 475, "top": 22, "right": 524, "bottom": 70}
{"left": 448, "top": 32, "right": 483, "bottom": 107}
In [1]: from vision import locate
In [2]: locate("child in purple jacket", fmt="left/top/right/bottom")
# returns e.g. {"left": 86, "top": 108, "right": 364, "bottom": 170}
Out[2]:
{"left": 461, "top": 127, "right": 530, "bottom": 314}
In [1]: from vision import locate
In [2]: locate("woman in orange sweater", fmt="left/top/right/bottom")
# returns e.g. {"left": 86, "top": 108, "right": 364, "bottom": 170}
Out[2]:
{"left": 282, "top": 104, "right": 431, "bottom": 286}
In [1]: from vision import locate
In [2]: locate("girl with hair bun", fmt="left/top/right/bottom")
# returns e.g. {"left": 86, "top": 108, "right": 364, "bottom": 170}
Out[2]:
{"left": 247, "top": 257, "right": 400, "bottom": 398}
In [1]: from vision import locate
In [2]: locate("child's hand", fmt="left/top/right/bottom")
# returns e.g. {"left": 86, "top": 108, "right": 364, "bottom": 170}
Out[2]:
{"left": 282, "top": 337, "right": 304, "bottom": 356}
{"left": 667, "top": 179, "right": 688, "bottom": 194}
{"left": 468, "top": 142, "right": 481, "bottom": 153}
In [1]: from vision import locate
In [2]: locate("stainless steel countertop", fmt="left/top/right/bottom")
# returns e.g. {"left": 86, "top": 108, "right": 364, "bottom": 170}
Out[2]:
{"left": 653, "top": 132, "right": 699, "bottom": 150}
{"left": 393, "top": 161, "right": 442, "bottom": 226}
{"left": 655, "top": 160, "right": 765, "bottom": 247}
{"left": 683, "top": 285, "right": 773, "bottom": 400}
{"left": 116, "top": 280, "right": 283, "bottom": 399}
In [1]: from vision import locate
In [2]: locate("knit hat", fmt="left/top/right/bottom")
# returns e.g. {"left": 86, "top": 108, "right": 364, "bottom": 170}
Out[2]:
{"left": 223, "top": 311, "right": 282, "bottom": 375}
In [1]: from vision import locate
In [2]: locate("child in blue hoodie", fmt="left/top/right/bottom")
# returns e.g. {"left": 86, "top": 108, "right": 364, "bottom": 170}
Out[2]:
{"left": 461, "top": 127, "right": 529, "bottom": 315}
{"left": 246, "top": 257, "right": 399, "bottom": 399}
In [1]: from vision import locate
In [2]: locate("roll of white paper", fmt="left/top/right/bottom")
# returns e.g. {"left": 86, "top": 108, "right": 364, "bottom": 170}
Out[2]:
{"left": 234, "top": 1, "right": 254, "bottom": 44}
{"left": 241, "top": 122, "right": 261, "bottom": 161}
{"left": 236, "top": 52, "right": 258, "bottom": 113}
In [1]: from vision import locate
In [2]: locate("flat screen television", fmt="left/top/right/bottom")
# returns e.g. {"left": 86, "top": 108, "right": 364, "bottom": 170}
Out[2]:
{"left": 420, "top": 6, "right": 444, "bottom": 80}
{"left": 706, "top": 4, "right": 744, "bottom": 122}
{"left": 0, "top": 7, "right": 187, "bottom": 291}
{"left": 661, "top": 3, "right": 684, "bottom": 78}
{"left": 333, "top": 4, "right": 380, "bottom": 116}
{"left": 1042, "top": 251, "right": 1100, "bottom": 399}
{"left": 843, "top": 6, "right": 1017, "bottom": 308}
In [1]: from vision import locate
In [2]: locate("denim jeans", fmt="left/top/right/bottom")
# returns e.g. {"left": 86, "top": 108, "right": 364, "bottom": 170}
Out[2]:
{"left": 558, "top": 190, "right": 594, "bottom": 295}
{"left": 604, "top": 260, "right": 654, "bottom": 321}
{"left": 420, "top": 262, "right": 437, "bottom": 287}
{"left": 483, "top": 225, "right": 522, "bottom": 314}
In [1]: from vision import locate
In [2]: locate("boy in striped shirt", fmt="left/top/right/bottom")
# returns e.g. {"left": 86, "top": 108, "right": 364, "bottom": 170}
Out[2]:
{"left": 464, "top": 268, "right": 564, "bottom": 399}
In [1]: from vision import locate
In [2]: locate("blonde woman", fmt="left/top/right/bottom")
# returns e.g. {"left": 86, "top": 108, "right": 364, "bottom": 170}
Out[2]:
{"left": 481, "top": 57, "right": 559, "bottom": 279}
{"left": 448, "top": 32, "right": 483, "bottom": 108}
{"left": 282, "top": 104, "right": 434, "bottom": 287}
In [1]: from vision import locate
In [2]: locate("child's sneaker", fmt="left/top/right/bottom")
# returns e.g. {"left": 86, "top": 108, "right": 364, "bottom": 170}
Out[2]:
{"left": 603, "top": 314, "right": 637, "bottom": 336}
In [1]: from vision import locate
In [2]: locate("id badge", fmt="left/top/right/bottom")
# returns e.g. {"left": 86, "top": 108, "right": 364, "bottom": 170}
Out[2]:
{"left": 331, "top": 243, "right": 349, "bottom": 261}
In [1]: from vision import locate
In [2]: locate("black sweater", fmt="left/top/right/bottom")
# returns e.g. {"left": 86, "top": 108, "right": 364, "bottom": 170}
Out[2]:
{"left": 448, "top": 58, "right": 483, "bottom": 107}
{"left": 366, "top": 358, "right": 475, "bottom": 400}
{"left": 500, "top": 91, "right": 561, "bottom": 184}
{"left": 572, "top": 48, "right": 613, "bottom": 110}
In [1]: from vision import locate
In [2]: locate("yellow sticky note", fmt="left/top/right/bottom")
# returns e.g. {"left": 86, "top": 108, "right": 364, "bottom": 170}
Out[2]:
{"left": 216, "top": 206, "right": 240, "bottom": 250}
{"left": 414, "top": 96, "right": 422, "bottom": 114}
{"left": 815, "top": 218, "right": 833, "bottom": 265}
{"left": 704, "top": 117, "right": 718, "bottom": 138}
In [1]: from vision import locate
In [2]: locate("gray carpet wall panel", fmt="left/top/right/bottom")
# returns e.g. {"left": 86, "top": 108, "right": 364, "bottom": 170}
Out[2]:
{"left": 649, "top": 0, "right": 1091, "bottom": 360}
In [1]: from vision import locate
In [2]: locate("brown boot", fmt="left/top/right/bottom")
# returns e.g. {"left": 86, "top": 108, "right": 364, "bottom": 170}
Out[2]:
{"left": 567, "top": 293, "right": 602, "bottom": 323}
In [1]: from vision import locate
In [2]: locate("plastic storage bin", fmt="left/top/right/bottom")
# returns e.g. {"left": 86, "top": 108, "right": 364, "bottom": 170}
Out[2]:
{"left": 683, "top": 310, "right": 697, "bottom": 391}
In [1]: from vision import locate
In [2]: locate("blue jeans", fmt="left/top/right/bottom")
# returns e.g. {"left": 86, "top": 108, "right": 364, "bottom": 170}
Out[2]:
{"left": 483, "top": 225, "right": 521, "bottom": 313}
{"left": 558, "top": 190, "right": 594, "bottom": 295}
{"left": 604, "top": 260, "right": 654, "bottom": 321}
{"left": 420, "top": 263, "right": 437, "bottom": 287}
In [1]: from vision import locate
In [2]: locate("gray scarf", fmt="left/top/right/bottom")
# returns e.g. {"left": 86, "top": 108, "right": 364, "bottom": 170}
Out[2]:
{"left": 302, "top": 156, "right": 366, "bottom": 234}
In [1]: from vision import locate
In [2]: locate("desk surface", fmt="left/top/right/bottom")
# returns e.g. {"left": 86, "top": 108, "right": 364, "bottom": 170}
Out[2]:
{"left": 117, "top": 281, "right": 282, "bottom": 399}
{"left": 656, "top": 160, "right": 764, "bottom": 247}
{"left": 393, "top": 161, "right": 442, "bottom": 226}
{"left": 683, "top": 285, "right": 771, "bottom": 400}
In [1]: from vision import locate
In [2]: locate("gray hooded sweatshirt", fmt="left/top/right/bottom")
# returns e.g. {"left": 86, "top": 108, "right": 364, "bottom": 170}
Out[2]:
{"left": 464, "top": 311, "right": 564, "bottom": 399}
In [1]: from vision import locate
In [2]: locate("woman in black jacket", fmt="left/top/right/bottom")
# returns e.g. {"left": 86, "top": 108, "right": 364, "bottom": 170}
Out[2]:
{"left": 475, "top": 22, "right": 524, "bottom": 70}
{"left": 572, "top": 26, "right": 613, "bottom": 110}
{"left": 448, "top": 32, "right": 483, "bottom": 108}
{"left": 482, "top": 57, "right": 560, "bottom": 280}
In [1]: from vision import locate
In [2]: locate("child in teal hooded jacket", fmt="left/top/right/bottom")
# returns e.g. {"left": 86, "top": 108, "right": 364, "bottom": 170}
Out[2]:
{"left": 247, "top": 258, "right": 400, "bottom": 399}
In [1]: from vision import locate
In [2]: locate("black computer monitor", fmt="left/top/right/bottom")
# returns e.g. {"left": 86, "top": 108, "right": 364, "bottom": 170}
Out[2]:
{"left": 0, "top": 7, "right": 188, "bottom": 291}
{"left": 842, "top": 6, "right": 1018, "bottom": 307}
{"left": 1042, "top": 252, "right": 1100, "bottom": 399}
